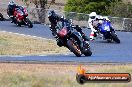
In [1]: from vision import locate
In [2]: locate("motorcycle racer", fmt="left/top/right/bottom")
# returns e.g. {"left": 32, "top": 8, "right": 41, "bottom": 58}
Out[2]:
{"left": 7, "top": 1, "right": 19, "bottom": 23}
{"left": 48, "top": 10, "right": 89, "bottom": 46}
{"left": 88, "top": 12, "right": 110, "bottom": 40}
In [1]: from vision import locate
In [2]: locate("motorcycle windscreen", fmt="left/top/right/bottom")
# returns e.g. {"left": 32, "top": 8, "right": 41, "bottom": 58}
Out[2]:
{"left": 16, "top": 8, "right": 23, "bottom": 15}
{"left": 58, "top": 27, "right": 68, "bottom": 38}
{"left": 99, "top": 21, "right": 111, "bottom": 33}
{"left": 16, "top": 8, "right": 25, "bottom": 19}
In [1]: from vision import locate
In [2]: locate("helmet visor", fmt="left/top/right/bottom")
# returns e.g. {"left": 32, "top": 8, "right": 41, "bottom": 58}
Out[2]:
{"left": 90, "top": 16, "right": 96, "bottom": 19}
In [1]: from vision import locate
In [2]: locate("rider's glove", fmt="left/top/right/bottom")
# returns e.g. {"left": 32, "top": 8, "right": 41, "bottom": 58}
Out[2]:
{"left": 93, "top": 29, "right": 97, "bottom": 33}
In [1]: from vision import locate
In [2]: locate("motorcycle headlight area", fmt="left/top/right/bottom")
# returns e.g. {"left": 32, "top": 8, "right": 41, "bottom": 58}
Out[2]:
{"left": 17, "top": 9, "right": 24, "bottom": 15}
{"left": 20, "top": 13, "right": 24, "bottom": 15}
{"left": 104, "top": 26, "right": 110, "bottom": 31}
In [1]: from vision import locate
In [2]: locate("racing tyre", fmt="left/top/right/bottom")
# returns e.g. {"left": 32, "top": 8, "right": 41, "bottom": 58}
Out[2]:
{"left": 67, "top": 39, "right": 82, "bottom": 57}
{"left": 26, "top": 18, "right": 33, "bottom": 28}
{"left": 83, "top": 49, "right": 92, "bottom": 56}
{"left": 83, "top": 42, "right": 92, "bottom": 56}
{"left": 111, "top": 32, "right": 120, "bottom": 43}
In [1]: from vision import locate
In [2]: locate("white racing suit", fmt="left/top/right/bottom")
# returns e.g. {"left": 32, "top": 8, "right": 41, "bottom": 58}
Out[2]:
{"left": 88, "top": 18, "right": 100, "bottom": 40}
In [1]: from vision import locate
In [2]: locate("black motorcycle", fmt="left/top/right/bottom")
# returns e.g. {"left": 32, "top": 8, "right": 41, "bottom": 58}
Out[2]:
{"left": 54, "top": 21, "right": 92, "bottom": 57}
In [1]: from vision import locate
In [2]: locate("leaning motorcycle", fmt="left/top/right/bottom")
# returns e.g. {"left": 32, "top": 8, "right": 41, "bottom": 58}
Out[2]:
{"left": 0, "top": 13, "right": 4, "bottom": 21}
{"left": 96, "top": 20, "right": 120, "bottom": 43}
{"left": 12, "top": 6, "right": 33, "bottom": 28}
{"left": 55, "top": 21, "right": 92, "bottom": 57}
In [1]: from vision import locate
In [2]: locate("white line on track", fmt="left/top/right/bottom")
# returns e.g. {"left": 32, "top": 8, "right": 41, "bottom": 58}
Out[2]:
{"left": 0, "top": 30, "right": 54, "bottom": 41}
{"left": 0, "top": 55, "right": 24, "bottom": 57}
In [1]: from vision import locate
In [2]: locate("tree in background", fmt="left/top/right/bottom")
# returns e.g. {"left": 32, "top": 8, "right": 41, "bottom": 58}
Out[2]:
{"left": 110, "top": 1, "right": 132, "bottom": 18}
{"left": 51, "top": 0, "right": 55, "bottom": 3}
{"left": 64, "top": 0, "right": 117, "bottom": 15}
{"left": 64, "top": 0, "right": 132, "bottom": 18}
{"left": 65, "top": 0, "right": 122, "bottom": 15}
{"left": 21, "top": 0, "right": 57, "bottom": 23}
{"left": 64, "top": 0, "right": 116, "bottom": 20}
{"left": 21, "top": 0, "right": 48, "bottom": 23}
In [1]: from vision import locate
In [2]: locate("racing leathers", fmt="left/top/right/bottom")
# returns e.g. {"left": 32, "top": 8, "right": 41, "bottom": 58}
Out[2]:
{"left": 48, "top": 14, "right": 61, "bottom": 37}
{"left": 88, "top": 15, "right": 104, "bottom": 40}
{"left": 7, "top": 4, "right": 19, "bottom": 23}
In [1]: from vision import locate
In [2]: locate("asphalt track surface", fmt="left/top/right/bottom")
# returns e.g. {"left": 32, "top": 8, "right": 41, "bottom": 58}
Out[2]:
{"left": 0, "top": 21, "right": 132, "bottom": 63}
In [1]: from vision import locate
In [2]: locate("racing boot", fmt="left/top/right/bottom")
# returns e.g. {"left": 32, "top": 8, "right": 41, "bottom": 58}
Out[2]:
{"left": 89, "top": 31, "right": 97, "bottom": 41}
{"left": 56, "top": 38, "right": 63, "bottom": 47}
{"left": 10, "top": 16, "right": 15, "bottom": 23}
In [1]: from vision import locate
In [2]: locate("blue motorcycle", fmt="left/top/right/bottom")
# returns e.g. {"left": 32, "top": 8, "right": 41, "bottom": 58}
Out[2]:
{"left": 97, "top": 20, "right": 120, "bottom": 43}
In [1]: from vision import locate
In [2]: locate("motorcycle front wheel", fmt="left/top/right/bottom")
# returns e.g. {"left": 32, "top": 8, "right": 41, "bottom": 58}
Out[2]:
{"left": 83, "top": 42, "right": 92, "bottom": 56}
{"left": 111, "top": 32, "right": 120, "bottom": 43}
{"left": 25, "top": 18, "right": 33, "bottom": 28}
{"left": 67, "top": 38, "right": 82, "bottom": 57}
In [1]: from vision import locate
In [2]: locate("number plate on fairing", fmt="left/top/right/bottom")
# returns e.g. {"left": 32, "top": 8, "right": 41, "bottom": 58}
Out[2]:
{"left": 104, "top": 26, "right": 110, "bottom": 31}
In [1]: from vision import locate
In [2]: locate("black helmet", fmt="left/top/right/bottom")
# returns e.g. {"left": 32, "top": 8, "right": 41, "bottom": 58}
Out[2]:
{"left": 9, "top": 1, "right": 16, "bottom": 6}
{"left": 48, "top": 10, "right": 55, "bottom": 17}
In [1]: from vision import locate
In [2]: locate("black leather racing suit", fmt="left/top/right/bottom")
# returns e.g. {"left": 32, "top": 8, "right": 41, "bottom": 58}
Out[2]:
{"left": 48, "top": 14, "right": 61, "bottom": 36}
{"left": 48, "top": 15, "right": 89, "bottom": 41}
{"left": 7, "top": 4, "right": 19, "bottom": 22}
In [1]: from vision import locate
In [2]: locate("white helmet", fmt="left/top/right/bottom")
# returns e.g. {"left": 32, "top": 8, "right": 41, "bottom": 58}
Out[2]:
{"left": 9, "top": 1, "right": 15, "bottom": 5}
{"left": 89, "top": 12, "right": 97, "bottom": 19}
{"left": 99, "top": 15, "right": 103, "bottom": 19}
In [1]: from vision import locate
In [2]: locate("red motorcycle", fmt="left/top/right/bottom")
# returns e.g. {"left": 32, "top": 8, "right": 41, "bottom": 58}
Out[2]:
{"left": 13, "top": 6, "right": 33, "bottom": 28}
